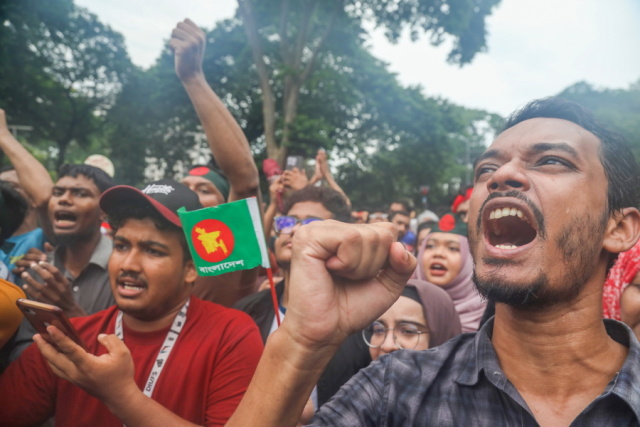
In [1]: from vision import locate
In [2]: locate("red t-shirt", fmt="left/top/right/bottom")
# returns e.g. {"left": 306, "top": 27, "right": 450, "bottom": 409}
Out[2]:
{"left": 0, "top": 296, "right": 263, "bottom": 426}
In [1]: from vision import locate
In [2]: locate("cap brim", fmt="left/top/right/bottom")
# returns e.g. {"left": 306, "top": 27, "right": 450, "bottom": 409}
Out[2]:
{"left": 99, "top": 185, "right": 181, "bottom": 227}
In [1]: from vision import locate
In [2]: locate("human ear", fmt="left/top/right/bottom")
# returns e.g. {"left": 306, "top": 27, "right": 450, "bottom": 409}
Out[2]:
{"left": 184, "top": 259, "right": 198, "bottom": 284}
{"left": 603, "top": 207, "right": 640, "bottom": 254}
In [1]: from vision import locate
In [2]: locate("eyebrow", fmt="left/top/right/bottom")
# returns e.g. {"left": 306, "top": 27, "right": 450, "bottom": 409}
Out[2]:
{"left": 113, "top": 236, "right": 170, "bottom": 252}
{"left": 476, "top": 142, "right": 580, "bottom": 165}
{"left": 530, "top": 142, "right": 580, "bottom": 159}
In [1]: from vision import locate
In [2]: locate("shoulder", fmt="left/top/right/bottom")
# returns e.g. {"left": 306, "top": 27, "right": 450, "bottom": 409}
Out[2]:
{"left": 233, "top": 285, "right": 279, "bottom": 312}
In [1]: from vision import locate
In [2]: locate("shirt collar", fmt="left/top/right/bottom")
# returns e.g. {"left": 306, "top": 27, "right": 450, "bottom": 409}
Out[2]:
{"left": 602, "top": 319, "right": 640, "bottom": 420}
{"left": 455, "top": 317, "right": 499, "bottom": 387}
{"left": 53, "top": 234, "right": 112, "bottom": 272}
{"left": 456, "top": 316, "right": 640, "bottom": 420}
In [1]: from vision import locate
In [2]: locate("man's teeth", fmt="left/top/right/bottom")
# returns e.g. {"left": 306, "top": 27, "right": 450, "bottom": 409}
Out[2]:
{"left": 489, "top": 207, "right": 526, "bottom": 221}
{"left": 122, "top": 282, "right": 143, "bottom": 290}
{"left": 495, "top": 244, "right": 517, "bottom": 249}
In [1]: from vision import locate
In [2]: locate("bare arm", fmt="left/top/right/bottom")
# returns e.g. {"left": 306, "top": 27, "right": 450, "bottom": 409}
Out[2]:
{"left": 0, "top": 109, "right": 53, "bottom": 236}
{"left": 227, "top": 222, "right": 416, "bottom": 426}
{"left": 315, "top": 149, "right": 351, "bottom": 208}
{"left": 263, "top": 176, "right": 283, "bottom": 240}
{"left": 170, "top": 19, "right": 259, "bottom": 202}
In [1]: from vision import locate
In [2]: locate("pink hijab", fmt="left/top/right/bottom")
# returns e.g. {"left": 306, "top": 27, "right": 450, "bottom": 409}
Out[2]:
{"left": 413, "top": 232, "right": 486, "bottom": 333}
{"left": 603, "top": 240, "right": 640, "bottom": 320}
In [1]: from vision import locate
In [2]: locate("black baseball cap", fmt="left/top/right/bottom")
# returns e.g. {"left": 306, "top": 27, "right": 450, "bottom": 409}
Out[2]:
{"left": 99, "top": 179, "right": 203, "bottom": 227}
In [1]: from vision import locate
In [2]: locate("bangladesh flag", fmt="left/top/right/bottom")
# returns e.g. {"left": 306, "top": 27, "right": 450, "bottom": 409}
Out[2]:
{"left": 177, "top": 197, "right": 270, "bottom": 276}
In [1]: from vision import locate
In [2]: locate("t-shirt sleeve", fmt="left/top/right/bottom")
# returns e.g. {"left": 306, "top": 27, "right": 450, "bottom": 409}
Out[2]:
{"left": 310, "top": 358, "right": 387, "bottom": 426}
{"left": 0, "top": 341, "right": 57, "bottom": 425}
{"left": 205, "top": 312, "right": 264, "bottom": 426}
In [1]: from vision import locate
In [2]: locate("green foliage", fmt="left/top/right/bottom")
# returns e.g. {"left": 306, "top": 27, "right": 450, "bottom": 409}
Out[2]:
{"left": 557, "top": 80, "right": 640, "bottom": 161}
{"left": 0, "top": 0, "right": 132, "bottom": 170}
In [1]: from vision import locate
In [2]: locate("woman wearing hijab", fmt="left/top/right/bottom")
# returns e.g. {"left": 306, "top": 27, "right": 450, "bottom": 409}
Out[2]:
{"left": 363, "top": 279, "right": 462, "bottom": 360}
{"left": 603, "top": 240, "right": 640, "bottom": 340}
{"left": 412, "top": 213, "right": 486, "bottom": 332}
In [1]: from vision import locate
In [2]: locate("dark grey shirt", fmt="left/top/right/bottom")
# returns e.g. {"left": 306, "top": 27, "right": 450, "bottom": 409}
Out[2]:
{"left": 51, "top": 234, "right": 115, "bottom": 314}
{"left": 9, "top": 235, "right": 114, "bottom": 361}
{"left": 311, "top": 318, "right": 640, "bottom": 426}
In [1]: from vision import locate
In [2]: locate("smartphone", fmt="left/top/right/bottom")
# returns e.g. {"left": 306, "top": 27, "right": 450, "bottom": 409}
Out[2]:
{"left": 16, "top": 299, "right": 87, "bottom": 350}
{"left": 285, "top": 155, "right": 305, "bottom": 171}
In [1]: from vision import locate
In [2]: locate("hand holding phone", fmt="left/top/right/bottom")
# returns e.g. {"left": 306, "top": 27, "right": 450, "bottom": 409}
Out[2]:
{"left": 16, "top": 299, "right": 87, "bottom": 350}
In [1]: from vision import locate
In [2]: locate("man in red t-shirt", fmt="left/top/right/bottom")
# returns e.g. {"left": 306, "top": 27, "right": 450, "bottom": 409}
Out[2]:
{"left": 0, "top": 179, "right": 263, "bottom": 426}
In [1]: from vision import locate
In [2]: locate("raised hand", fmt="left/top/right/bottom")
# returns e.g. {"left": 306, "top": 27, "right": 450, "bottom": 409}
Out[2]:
{"left": 284, "top": 220, "right": 416, "bottom": 349}
{"left": 169, "top": 19, "right": 206, "bottom": 83}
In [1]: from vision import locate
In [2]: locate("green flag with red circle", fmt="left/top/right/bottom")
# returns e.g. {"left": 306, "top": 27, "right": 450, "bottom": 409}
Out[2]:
{"left": 177, "top": 197, "right": 270, "bottom": 276}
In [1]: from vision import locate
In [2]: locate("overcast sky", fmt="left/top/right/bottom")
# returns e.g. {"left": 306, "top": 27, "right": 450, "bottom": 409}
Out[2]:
{"left": 75, "top": 0, "right": 640, "bottom": 116}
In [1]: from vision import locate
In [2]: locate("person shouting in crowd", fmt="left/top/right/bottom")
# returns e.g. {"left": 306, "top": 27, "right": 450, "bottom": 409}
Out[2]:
{"left": 413, "top": 213, "right": 487, "bottom": 332}
{"left": 170, "top": 19, "right": 261, "bottom": 306}
{"left": 363, "top": 279, "right": 461, "bottom": 361}
{"left": 0, "top": 179, "right": 262, "bottom": 426}
{"left": 226, "top": 97, "right": 640, "bottom": 426}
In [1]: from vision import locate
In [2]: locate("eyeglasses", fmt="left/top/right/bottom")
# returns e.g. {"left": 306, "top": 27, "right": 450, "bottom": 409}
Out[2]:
{"left": 273, "top": 215, "right": 323, "bottom": 235}
{"left": 362, "top": 321, "right": 429, "bottom": 350}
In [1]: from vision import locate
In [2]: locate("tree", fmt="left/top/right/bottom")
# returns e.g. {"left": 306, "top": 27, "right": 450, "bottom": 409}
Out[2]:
{"left": 0, "top": 0, "right": 132, "bottom": 169}
{"left": 237, "top": 0, "right": 501, "bottom": 165}
{"left": 557, "top": 80, "right": 640, "bottom": 160}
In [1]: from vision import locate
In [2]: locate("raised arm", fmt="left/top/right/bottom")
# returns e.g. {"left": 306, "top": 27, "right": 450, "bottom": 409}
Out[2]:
{"left": 227, "top": 221, "right": 416, "bottom": 426}
{"left": 170, "top": 19, "right": 259, "bottom": 202}
{"left": 0, "top": 109, "right": 53, "bottom": 236}
{"left": 310, "top": 149, "right": 351, "bottom": 208}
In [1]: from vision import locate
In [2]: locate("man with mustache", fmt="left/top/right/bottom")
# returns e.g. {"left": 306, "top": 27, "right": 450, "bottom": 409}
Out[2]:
{"left": 0, "top": 179, "right": 262, "bottom": 426}
{"left": 226, "top": 97, "right": 640, "bottom": 426}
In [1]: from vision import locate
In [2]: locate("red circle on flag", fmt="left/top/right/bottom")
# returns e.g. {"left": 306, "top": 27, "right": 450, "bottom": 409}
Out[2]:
{"left": 190, "top": 219, "right": 235, "bottom": 263}
{"left": 439, "top": 214, "right": 456, "bottom": 232}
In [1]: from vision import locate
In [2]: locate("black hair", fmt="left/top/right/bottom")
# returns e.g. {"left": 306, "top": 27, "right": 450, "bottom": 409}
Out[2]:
{"left": 283, "top": 186, "right": 352, "bottom": 223}
{"left": 58, "top": 164, "right": 115, "bottom": 194}
{"left": 504, "top": 97, "right": 640, "bottom": 213}
{"left": 389, "top": 210, "right": 410, "bottom": 222}
{"left": 107, "top": 203, "right": 191, "bottom": 262}
{"left": 0, "top": 181, "right": 28, "bottom": 242}
{"left": 389, "top": 199, "right": 413, "bottom": 213}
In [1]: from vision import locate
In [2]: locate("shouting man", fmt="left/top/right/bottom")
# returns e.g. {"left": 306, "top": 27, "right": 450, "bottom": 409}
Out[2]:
{"left": 227, "top": 98, "right": 640, "bottom": 426}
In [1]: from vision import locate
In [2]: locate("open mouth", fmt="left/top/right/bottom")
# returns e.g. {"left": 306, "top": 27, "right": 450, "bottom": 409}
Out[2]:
{"left": 429, "top": 262, "right": 448, "bottom": 276}
{"left": 486, "top": 206, "right": 537, "bottom": 249}
{"left": 53, "top": 210, "right": 78, "bottom": 227}
{"left": 117, "top": 277, "right": 147, "bottom": 297}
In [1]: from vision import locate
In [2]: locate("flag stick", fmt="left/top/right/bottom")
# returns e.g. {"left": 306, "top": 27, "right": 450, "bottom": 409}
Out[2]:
{"left": 267, "top": 267, "right": 281, "bottom": 326}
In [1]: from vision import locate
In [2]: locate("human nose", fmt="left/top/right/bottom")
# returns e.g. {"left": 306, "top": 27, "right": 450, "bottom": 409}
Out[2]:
{"left": 56, "top": 190, "right": 72, "bottom": 205}
{"left": 380, "top": 329, "right": 400, "bottom": 353}
{"left": 486, "top": 161, "right": 530, "bottom": 193}
{"left": 119, "top": 249, "right": 142, "bottom": 273}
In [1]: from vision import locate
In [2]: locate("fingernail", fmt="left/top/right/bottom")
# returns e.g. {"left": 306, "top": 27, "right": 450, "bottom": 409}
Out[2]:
{"left": 30, "top": 263, "right": 37, "bottom": 269}
{"left": 21, "top": 272, "right": 28, "bottom": 278}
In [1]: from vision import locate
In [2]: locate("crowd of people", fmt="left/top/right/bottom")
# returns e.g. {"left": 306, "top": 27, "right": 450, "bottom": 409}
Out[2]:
{"left": 1, "top": 18, "right": 640, "bottom": 427}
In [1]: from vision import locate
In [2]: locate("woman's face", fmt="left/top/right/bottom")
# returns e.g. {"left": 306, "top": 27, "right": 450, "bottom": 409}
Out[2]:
{"left": 368, "top": 296, "right": 430, "bottom": 361}
{"left": 421, "top": 232, "right": 463, "bottom": 287}
{"left": 621, "top": 272, "right": 640, "bottom": 341}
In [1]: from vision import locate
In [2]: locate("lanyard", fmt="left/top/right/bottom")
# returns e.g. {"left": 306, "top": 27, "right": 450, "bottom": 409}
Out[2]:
{"left": 115, "top": 300, "right": 189, "bottom": 398}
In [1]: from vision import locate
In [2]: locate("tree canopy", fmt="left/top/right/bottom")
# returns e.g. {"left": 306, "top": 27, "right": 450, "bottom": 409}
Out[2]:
{"left": 0, "top": 0, "right": 132, "bottom": 169}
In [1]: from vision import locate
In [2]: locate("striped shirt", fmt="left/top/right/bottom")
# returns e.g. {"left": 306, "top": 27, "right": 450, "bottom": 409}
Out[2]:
{"left": 311, "top": 318, "right": 640, "bottom": 426}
